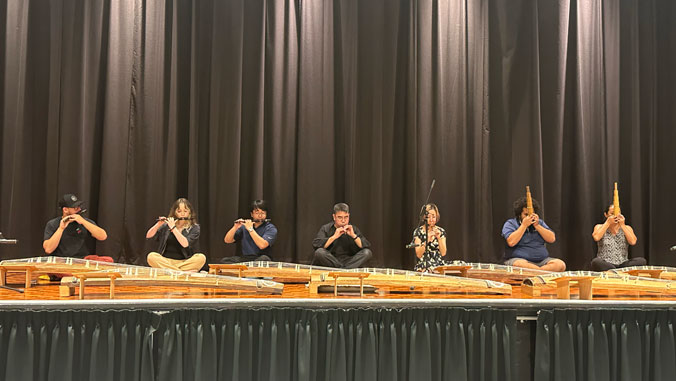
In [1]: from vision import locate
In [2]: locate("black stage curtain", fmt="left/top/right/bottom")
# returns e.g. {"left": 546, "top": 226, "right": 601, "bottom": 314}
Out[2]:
{"left": 0, "top": 310, "right": 158, "bottom": 380}
{"left": 0, "top": 307, "right": 516, "bottom": 381}
{"left": 1, "top": 0, "right": 676, "bottom": 270}
{"left": 535, "top": 309, "right": 676, "bottom": 381}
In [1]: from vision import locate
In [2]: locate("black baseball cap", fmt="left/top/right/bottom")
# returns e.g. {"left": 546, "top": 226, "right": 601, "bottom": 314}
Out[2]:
{"left": 58, "top": 194, "right": 84, "bottom": 208}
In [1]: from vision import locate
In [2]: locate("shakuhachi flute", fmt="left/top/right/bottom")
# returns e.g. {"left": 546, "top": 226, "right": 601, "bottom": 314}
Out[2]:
{"left": 526, "top": 186, "right": 534, "bottom": 215}
{"left": 613, "top": 182, "right": 621, "bottom": 216}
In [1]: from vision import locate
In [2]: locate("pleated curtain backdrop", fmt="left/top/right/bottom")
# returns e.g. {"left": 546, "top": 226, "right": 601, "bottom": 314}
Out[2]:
{"left": 0, "top": 307, "right": 516, "bottom": 381}
{"left": 535, "top": 309, "right": 676, "bottom": 381}
{"left": 2, "top": 0, "right": 676, "bottom": 270}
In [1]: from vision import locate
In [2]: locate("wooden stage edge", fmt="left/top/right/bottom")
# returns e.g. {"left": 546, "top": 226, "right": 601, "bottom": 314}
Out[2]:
{"left": 2, "top": 297, "right": 676, "bottom": 313}
{"left": 3, "top": 259, "right": 676, "bottom": 311}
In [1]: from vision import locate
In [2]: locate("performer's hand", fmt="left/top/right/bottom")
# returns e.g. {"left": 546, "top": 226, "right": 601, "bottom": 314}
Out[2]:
{"left": 616, "top": 214, "right": 626, "bottom": 226}
{"left": 345, "top": 225, "right": 356, "bottom": 238}
{"left": 531, "top": 213, "right": 540, "bottom": 226}
{"left": 520, "top": 215, "right": 534, "bottom": 227}
{"left": 606, "top": 214, "right": 615, "bottom": 225}
{"left": 167, "top": 217, "right": 176, "bottom": 230}
{"left": 60, "top": 215, "right": 75, "bottom": 229}
{"left": 332, "top": 227, "right": 345, "bottom": 239}
{"left": 69, "top": 214, "right": 85, "bottom": 225}
{"left": 243, "top": 219, "right": 254, "bottom": 231}
{"left": 427, "top": 229, "right": 439, "bottom": 242}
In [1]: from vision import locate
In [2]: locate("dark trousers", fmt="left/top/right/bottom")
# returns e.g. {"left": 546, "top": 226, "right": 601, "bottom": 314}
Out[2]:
{"left": 591, "top": 256, "right": 647, "bottom": 271}
{"left": 220, "top": 254, "right": 271, "bottom": 264}
{"left": 313, "top": 248, "right": 372, "bottom": 269}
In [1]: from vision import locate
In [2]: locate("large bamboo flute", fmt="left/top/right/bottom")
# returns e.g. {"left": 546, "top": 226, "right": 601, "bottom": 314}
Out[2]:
{"left": 526, "top": 186, "right": 534, "bottom": 215}
{"left": 613, "top": 182, "right": 621, "bottom": 216}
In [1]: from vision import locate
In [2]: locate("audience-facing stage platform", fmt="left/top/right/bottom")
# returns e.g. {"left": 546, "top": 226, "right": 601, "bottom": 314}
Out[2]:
{"left": 1, "top": 258, "right": 675, "bottom": 381}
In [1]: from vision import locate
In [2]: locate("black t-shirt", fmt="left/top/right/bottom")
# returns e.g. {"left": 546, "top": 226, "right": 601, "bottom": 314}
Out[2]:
{"left": 150, "top": 224, "right": 201, "bottom": 260}
{"left": 163, "top": 232, "right": 184, "bottom": 260}
{"left": 43, "top": 217, "right": 98, "bottom": 258}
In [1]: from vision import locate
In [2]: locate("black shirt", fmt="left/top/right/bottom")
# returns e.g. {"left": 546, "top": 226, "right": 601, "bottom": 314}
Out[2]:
{"left": 312, "top": 222, "right": 370, "bottom": 257}
{"left": 163, "top": 231, "right": 184, "bottom": 260}
{"left": 149, "top": 224, "right": 201, "bottom": 260}
{"left": 43, "top": 217, "right": 98, "bottom": 258}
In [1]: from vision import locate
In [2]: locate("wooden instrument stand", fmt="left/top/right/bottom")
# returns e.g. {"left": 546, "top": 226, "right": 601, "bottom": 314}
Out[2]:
{"left": 0, "top": 264, "right": 42, "bottom": 289}
{"left": 208, "top": 264, "right": 248, "bottom": 278}
{"left": 434, "top": 265, "right": 472, "bottom": 277}
{"left": 327, "top": 272, "right": 370, "bottom": 297}
{"left": 68, "top": 272, "right": 122, "bottom": 299}
{"left": 552, "top": 276, "right": 596, "bottom": 300}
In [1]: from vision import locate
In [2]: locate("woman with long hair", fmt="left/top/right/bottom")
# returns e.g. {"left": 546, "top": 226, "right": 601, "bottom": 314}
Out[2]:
{"left": 146, "top": 198, "right": 206, "bottom": 272}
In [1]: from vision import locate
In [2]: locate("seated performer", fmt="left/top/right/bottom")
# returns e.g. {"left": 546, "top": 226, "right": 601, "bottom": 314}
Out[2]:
{"left": 591, "top": 205, "right": 645, "bottom": 271}
{"left": 501, "top": 196, "right": 566, "bottom": 271}
{"left": 413, "top": 203, "right": 448, "bottom": 272}
{"left": 43, "top": 193, "right": 112, "bottom": 262}
{"left": 146, "top": 198, "right": 206, "bottom": 272}
{"left": 312, "top": 203, "right": 372, "bottom": 268}
{"left": 222, "top": 200, "right": 278, "bottom": 263}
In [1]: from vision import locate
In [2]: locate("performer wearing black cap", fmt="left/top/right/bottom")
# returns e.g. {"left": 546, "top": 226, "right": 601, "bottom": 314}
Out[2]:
{"left": 43, "top": 193, "right": 112, "bottom": 262}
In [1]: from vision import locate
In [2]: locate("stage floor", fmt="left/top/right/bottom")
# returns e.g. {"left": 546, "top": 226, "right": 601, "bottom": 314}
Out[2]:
{"left": 2, "top": 273, "right": 676, "bottom": 311}
{"left": 2, "top": 271, "right": 674, "bottom": 381}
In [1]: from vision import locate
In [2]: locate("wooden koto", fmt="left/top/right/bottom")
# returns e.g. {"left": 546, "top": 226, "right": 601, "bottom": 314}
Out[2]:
{"left": 522, "top": 270, "right": 676, "bottom": 300}
{"left": 309, "top": 267, "right": 512, "bottom": 296}
{"left": 0, "top": 257, "right": 284, "bottom": 299}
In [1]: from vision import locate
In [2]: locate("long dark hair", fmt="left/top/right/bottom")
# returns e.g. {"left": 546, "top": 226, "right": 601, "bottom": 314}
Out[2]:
{"left": 168, "top": 198, "right": 197, "bottom": 228}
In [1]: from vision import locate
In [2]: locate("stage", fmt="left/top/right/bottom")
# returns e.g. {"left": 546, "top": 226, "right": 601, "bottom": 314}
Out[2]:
{"left": 1, "top": 267, "right": 676, "bottom": 381}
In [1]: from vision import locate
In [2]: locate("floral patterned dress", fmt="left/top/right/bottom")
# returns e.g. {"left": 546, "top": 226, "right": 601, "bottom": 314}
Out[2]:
{"left": 413, "top": 225, "right": 448, "bottom": 272}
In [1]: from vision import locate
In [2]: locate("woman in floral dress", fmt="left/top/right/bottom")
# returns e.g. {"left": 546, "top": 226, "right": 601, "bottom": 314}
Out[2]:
{"left": 412, "top": 203, "right": 448, "bottom": 272}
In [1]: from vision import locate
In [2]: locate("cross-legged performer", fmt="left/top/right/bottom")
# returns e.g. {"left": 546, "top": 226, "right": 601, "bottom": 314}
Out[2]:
{"left": 502, "top": 196, "right": 566, "bottom": 272}
{"left": 222, "top": 200, "right": 278, "bottom": 263}
{"left": 312, "top": 203, "right": 372, "bottom": 268}
{"left": 412, "top": 203, "right": 449, "bottom": 272}
{"left": 591, "top": 204, "right": 646, "bottom": 271}
{"left": 146, "top": 198, "right": 206, "bottom": 272}
{"left": 43, "top": 193, "right": 112, "bottom": 262}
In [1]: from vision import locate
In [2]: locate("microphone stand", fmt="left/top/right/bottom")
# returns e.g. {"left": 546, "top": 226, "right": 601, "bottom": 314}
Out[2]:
{"left": 0, "top": 231, "right": 18, "bottom": 245}
{"left": 0, "top": 232, "right": 24, "bottom": 293}
{"left": 407, "top": 180, "right": 436, "bottom": 267}
{"left": 421, "top": 180, "right": 435, "bottom": 265}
